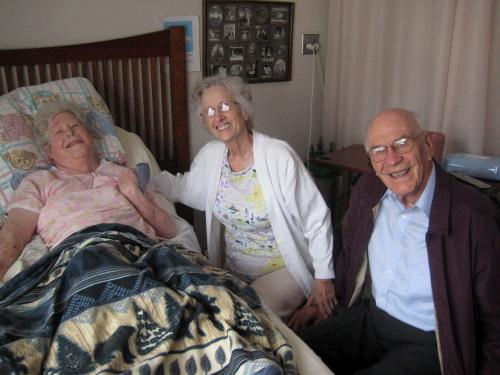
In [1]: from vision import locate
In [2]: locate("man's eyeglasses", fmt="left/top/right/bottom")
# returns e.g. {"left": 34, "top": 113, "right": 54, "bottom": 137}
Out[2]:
{"left": 367, "top": 133, "right": 425, "bottom": 163}
{"left": 200, "top": 101, "right": 239, "bottom": 117}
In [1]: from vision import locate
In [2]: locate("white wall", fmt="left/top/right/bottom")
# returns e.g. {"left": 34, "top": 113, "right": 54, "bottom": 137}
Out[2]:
{"left": 0, "top": 0, "right": 330, "bottom": 160}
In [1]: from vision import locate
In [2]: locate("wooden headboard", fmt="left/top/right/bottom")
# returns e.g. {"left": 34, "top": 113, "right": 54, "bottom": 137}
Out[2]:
{"left": 0, "top": 27, "right": 190, "bottom": 174}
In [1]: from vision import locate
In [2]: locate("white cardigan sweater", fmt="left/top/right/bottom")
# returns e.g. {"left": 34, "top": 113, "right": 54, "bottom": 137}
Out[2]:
{"left": 153, "top": 131, "right": 334, "bottom": 296}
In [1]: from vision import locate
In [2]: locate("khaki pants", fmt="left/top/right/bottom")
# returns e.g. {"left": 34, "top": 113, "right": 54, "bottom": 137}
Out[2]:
{"left": 250, "top": 267, "right": 305, "bottom": 319}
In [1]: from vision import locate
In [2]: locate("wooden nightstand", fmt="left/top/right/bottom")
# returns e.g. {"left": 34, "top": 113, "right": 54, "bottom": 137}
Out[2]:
{"left": 311, "top": 144, "right": 371, "bottom": 228}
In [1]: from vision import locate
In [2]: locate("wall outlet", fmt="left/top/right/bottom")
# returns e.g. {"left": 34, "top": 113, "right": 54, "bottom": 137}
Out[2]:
{"left": 302, "top": 34, "right": 320, "bottom": 54}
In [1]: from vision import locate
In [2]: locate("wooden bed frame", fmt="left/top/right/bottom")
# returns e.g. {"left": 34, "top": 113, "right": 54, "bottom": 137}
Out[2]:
{"left": 0, "top": 27, "right": 190, "bottom": 175}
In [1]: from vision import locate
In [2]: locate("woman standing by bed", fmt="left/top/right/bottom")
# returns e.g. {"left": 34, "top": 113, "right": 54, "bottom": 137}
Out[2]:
{"left": 154, "top": 75, "right": 336, "bottom": 321}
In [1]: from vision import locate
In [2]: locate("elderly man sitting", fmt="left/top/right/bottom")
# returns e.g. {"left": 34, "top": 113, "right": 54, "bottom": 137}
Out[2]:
{"left": 296, "top": 109, "right": 500, "bottom": 375}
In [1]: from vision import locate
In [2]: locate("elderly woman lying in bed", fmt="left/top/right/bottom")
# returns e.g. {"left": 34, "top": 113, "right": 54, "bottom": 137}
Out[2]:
{"left": 0, "top": 100, "right": 177, "bottom": 279}
{"left": 0, "top": 100, "right": 295, "bottom": 374}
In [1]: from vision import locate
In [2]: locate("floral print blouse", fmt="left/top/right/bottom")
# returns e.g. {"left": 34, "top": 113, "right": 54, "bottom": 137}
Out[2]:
{"left": 213, "top": 149, "right": 284, "bottom": 283}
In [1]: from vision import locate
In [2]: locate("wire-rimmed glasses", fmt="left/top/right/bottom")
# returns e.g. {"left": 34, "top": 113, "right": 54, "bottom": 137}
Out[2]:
{"left": 200, "top": 101, "right": 239, "bottom": 117}
{"left": 367, "top": 133, "right": 425, "bottom": 163}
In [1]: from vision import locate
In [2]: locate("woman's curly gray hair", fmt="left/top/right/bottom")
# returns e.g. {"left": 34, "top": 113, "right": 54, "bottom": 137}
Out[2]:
{"left": 192, "top": 74, "right": 255, "bottom": 129}
{"left": 33, "top": 100, "right": 90, "bottom": 148}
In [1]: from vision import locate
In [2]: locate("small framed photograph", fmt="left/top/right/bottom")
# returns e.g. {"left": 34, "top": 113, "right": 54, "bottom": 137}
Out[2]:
{"left": 254, "top": 6, "right": 270, "bottom": 24}
{"left": 228, "top": 63, "right": 244, "bottom": 77}
{"left": 262, "top": 64, "right": 273, "bottom": 79}
{"left": 207, "top": 28, "right": 221, "bottom": 41}
{"left": 246, "top": 60, "right": 259, "bottom": 79}
{"left": 203, "top": 0, "right": 294, "bottom": 83}
{"left": 276, "top": 44, "right": 287, "bottom": 57}
{"left": 272, "top": 25, "right": 286, "bottom": 40}
{"left": 229, "top": 46, "right": 244, "bottom": 61}
{"left": 270, "top": 6, "right": 289, "bottom": 23}
{"left": 225, "top": 5, "right": 237, "bottom": 21}
{"left": 238, "top": 6, "right": 253, "bottom": 27}
{"left": 239, "top": 28, "right": 252, "bottom": 41}
{"left": 223, "top": 23, "right": 236, "bottom": 41}
{"left": 208, "top": 43, "right": 225, "bottom": 61}
{"left": 247, "top": 42, "right": 258, "bottom": 56}
{"left": 210, "top": 64, "right": 227, "bottom": 75}
{"left": 255, "top": 25, "right": 270, "bottom": 41}
{"left": 273, "top": 58, "right": 287, "bottom": 78}
{"left": 207, "top": 5, "right": 223, "bottom": 25}
{"left": 260, "top": 46, "right": 274, "bottom": 62}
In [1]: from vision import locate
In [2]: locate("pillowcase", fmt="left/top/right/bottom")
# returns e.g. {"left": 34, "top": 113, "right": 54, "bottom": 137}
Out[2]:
{"left": 0, "top": 77, "right": 126, "bottom": 214}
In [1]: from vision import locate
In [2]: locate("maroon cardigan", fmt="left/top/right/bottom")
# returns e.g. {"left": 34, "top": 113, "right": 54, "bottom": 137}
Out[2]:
{"left": 335, "top": 163, "right": 500, "bottom": 375}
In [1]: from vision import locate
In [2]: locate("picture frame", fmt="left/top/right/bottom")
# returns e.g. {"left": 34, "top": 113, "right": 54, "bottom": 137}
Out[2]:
{"left": 203, "top": 0, "right": 294, "bottom": 83}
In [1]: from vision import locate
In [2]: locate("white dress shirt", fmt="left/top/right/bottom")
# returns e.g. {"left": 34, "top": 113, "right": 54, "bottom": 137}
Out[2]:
{"left": 368, "top": 165, "right": 436, "bottom": 331}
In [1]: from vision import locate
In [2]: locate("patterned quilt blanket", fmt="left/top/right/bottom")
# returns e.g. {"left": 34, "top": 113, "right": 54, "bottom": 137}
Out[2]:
{"left": 0, "top": 224, "right": 297, "bottom": 374}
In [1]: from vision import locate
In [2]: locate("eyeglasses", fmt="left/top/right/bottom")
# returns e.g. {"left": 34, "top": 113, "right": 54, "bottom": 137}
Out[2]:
{"left": 367, "top": 133, "right": 425, "bottom": 163}
{"left": 200, "top": 101, "right": 239, "bottom": 117}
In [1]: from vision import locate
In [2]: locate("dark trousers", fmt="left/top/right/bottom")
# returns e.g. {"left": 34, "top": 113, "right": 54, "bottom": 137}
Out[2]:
{"left": 299, "top": 299, "right": 441, "bottom": 375}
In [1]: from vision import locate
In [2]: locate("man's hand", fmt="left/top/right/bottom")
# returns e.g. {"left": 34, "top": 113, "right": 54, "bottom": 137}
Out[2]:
{"left": 287, "top": 303, "right": 327, "bottom": 332}
{"left": 307, "top": 278, "right": 338, "bottom": 317}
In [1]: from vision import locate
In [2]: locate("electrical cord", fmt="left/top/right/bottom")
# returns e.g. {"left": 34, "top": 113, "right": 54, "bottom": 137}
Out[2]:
{"left": 306, "top": 43, "right": 324, "bottom": 172}
{"left": 307, "top": 44, "right": 316, "bottom": 171}
{"left": 313, "top": 44, "right": 325, "bottom": 89}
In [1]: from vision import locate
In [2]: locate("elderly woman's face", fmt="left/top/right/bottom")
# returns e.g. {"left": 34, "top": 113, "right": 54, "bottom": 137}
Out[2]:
{"left": 46, "top": 111, "right": 95, "bottom": 164}
{"left": 200, "top": 85, "right": 249, "bottom": 143}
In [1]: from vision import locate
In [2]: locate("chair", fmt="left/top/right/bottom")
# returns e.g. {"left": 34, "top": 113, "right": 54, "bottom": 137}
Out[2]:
{"left": 428, "top": 131, "right": 445, "bottom": 162}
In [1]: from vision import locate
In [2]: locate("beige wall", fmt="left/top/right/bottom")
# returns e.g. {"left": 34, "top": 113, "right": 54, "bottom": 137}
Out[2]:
{"left": 0, "top": 0, "right": 330, "bottom": 160}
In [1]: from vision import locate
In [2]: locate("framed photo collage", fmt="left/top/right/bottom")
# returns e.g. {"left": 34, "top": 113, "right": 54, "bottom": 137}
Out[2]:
{"left": 203, "top": 1, "right": 294, "bottom": 83}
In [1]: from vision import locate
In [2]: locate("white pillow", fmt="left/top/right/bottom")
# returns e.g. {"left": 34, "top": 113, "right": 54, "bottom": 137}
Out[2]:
{"left": 115, "top": 126, "right": 161, "bottom": 174}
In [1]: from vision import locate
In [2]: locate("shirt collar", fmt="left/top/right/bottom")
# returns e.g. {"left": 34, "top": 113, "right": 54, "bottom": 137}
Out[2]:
{"left": 416, "top": 163, "right": 435, "bottom": 217}
{"left": 381, "top": 163, "right": 436, "bottom": 217}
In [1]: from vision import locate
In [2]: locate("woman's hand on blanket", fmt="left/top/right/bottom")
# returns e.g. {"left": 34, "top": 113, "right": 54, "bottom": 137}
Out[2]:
{"left": 308, "top": 278, "right": 338, "bottom": 318}
{"left": 286, "top": 303, "right": 327, "bottom": 332}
